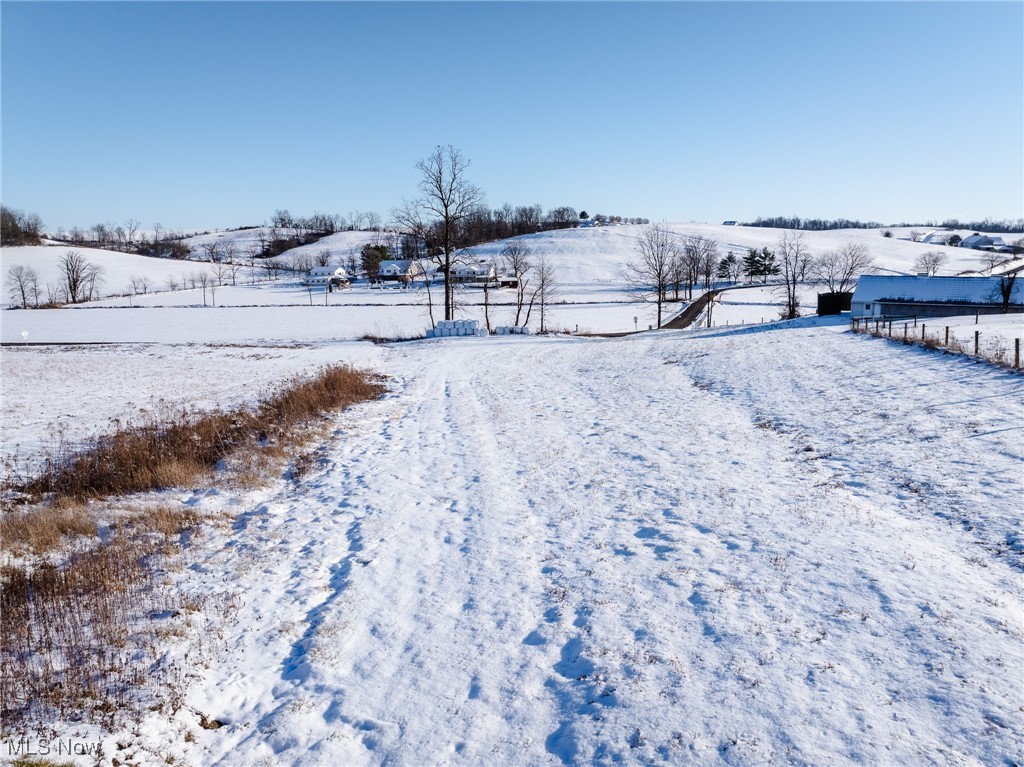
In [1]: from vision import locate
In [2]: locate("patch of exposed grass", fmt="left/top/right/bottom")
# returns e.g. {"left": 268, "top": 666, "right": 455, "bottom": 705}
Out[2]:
{"left": 7, "top": 365, "right": 386, "bottom": 505}
{"left": 0, "top": 364, "right": 386, "bottom": 733}
{"left": 0, "top": 504, "right": 98, "bottom": 555}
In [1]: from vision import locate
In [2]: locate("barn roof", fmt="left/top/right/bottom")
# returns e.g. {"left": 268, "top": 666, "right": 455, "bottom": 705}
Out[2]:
{"left": 852, "top": 275, "right": 1020, "bottom": 305}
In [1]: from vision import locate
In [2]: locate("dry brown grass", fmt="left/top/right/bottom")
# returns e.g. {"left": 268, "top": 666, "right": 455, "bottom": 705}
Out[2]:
{"left": 0, "top": 364, "right": 386, "bottom": 733}
{"left": 8, "top": 365, "right": 386, "bottom": 506}
{"left": 0, "top": 529, "right": 182, "bottom": 727}
{"left": 0, "top": 504, "right": 98, "bottom": 555}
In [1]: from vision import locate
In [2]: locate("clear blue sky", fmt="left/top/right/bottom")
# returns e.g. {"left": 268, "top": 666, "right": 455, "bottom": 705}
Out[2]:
{"left": 2, "top": 1, "right": 1022, "bottom": 231}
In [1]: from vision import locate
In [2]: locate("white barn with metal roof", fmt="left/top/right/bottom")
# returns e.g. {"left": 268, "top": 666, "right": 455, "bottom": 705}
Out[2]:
{"left": 850, "top": 275, "right": 1022, "bottom": 319}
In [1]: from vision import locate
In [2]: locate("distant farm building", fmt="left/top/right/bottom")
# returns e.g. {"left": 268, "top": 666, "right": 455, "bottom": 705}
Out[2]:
{"left": 303, "top": 266, "right": 349, "bottom": 287}
{"left": 722, "top": 220, "right": 738, "bottom": 226}
{"left": 378, "top": 260, "right": 423, "bottom": 282}
{"left": 921, "top": 232, "right": 952, "bottom": 245}
{"left": 850, "top": 275, "right": 1023, "bottom": 319}
{"left": 960, "top": 234, "right": 1012, "bottom": 253}
{"left": 449, "top": 260, "right": 497, "bottom": 284}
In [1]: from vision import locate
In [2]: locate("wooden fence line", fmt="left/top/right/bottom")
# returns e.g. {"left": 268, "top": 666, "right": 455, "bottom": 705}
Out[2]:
{"left": 850, "top": 317, "right": 1021, "bottom": 370}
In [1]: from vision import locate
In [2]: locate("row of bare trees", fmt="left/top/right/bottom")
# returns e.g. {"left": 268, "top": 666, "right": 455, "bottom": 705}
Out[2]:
{"left": 6, "top": 251, "right": 104, "bottom": 307}
{"left": 497, "top": 242, "right": 558, "bottom": 330}
{"left": 624, "top": 228, "right": 723, "bottom": 327}
{"left": 626, "top": 227, "right": 886, "bottom": 325}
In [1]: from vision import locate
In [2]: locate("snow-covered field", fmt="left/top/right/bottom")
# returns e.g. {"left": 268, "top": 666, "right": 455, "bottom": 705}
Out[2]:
{"left": 5, "top": 223, "right": 1019, "bottom": 308}
{"left": 2, "top": 223, "right": 1022, "bottom": 766}
{"left": 1, "top": 318, "right": 1022, "bottom": 766}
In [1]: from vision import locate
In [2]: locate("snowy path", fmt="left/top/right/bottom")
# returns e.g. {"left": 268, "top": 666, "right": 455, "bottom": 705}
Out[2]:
{"left": 177, "top": 329, "right": 1022, "bottom": 766}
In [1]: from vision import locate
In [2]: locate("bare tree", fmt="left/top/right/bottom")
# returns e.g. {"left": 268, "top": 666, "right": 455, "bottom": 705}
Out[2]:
{"left": 678, "top": 235, "right": 718, "bottom": 298}
{"left": 192, "top": 270, "right": 211, "bottom": 306}
{"left": 83, "top": 261, "right": 105, "bottom": 301}
{"left": 913, "top": 250, "right": 948, "bottom": 277}
{"left": 124, "top": 218, "right": 141, "bottom": 250}
{"left": 288, "top": 251, "right": 315, "bottom": 275}
{"left": 200, "top": 241, "right": 222, "bottom": 263}
{"left": 813, "top": 242, "right": 876, "bottom": 293}
{"left": 315, "top": 248, "right": 332, "bottom": 267}
{"left": 979, "top": 251, "right": 1004, "bottom": 274}
{"left": 6, "top": 264, "right": 40, "bottom": 308}
{"left": 393, "top": 145, "right": 484, "bottom": 321}
{"left": 695, "top": 236, "right": 720, "bottom": 291}
{"left": 524, "top": 254, "right": 559, "bottom": 333}
{"left": 224, "top": 258, "right": 243, "bottom": 286}
{"left": 482, "top": 257, "right": 499, "bottom": 333}
{"left": 245, "top": 247, "right": 260, "bottom": 283}
{"left": 130, "top": 275, "right": 152, "bottom": 295}
{"left": 501, "top": 241, "right": 533, "bottom": 326}
{"left": 212, "top": 262, "right": 230, "bottom": 288}
{"left": 995, "top": 271, "right": 1019, "bottom": 312}
{"left": 776, "top": 231, "right": 812, "bottom": 319}
{"left": 625, "top": 224, "right": 680, "bottom": 328}
{"left": 59, "top": 250, "right": 90, "bottom": 303}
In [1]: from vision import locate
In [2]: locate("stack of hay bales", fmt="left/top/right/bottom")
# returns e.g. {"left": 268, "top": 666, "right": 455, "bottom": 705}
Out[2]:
{"left": 493, "top": 326, "right": 531, "bottom": 336}
{"left": 425, "top": 319, "right": 489, "bottom": 338}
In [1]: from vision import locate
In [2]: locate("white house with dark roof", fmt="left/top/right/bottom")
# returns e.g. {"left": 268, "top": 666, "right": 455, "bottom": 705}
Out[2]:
{"left": 850, "top": 275, "right": 1022, "bottom": 319}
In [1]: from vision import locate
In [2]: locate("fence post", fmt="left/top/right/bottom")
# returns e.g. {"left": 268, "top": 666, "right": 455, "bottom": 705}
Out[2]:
{"left": 945, "top": 326, "right": 949, "bottom": 347}
{"left": 921, "top": 323, "right": 926, "bottom": 341}
{"left": 1016, "top": 338, "right": 1020, "bottom": 370}
{"left": 888, "top": 321, "right": 893, "bottom": 337}
{"left": 974, "top": 330, "right": 980, "bottom": 355}
{"left": 914, "top": 316, "right": 918, "bottom": 328}
{"left": 903, "top": 323, "right": 908, "bottom": 341}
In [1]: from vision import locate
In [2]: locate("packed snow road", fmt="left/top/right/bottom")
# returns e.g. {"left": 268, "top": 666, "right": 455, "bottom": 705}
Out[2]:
{"left": 182, "top": 326, "right": 1022, "bottom": 767}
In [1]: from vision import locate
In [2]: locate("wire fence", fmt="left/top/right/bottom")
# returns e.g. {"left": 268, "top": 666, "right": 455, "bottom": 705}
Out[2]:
{"left": 850, "top": 316, "right": 1022, "bottom": 370}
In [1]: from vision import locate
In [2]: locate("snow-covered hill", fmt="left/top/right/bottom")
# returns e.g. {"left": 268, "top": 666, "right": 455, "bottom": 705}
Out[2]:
{"left": 5, "top": 224, "right": 1017, "bottom": 308}
{"left": 0, "top": 245, "right": 223, "bottom": 302}
{"left": 464, "top": 223, "right": 1018, "bottom": 284}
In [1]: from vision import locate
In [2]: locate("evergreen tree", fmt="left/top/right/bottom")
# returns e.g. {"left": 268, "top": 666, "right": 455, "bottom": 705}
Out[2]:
{"left": 742, "top": 248, "right": 761, "bottom": 283}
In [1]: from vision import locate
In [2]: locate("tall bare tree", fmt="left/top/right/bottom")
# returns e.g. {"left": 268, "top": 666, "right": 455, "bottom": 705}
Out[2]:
{"left": 625, "top": 224, "right": 680, "bottom": 328}
{"left": 59, "top": 250, "right": 91, "bottom": 303}
{"left": 393, "top": 145, "right": 484, "bottom": 321}
{"left": 813, "top": 242, "right": 876, "bottom": 293}
{"left": 522, "top": 254, "right": 559, "bottom": 332}
{"left": 776, "top": 231, "right": 812, "bottom": 319}
{"left": 6, "top": 265, "right": 40, "bottom": 308}
{"left": 995, "top": 271, "right": 1020, "bottom": 312}
{"left": 501, "top": 241, "right": 533, "bottom": 326}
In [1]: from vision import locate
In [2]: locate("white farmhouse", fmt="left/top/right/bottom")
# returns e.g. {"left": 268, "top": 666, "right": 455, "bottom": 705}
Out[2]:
{"left": 303, "top": 266, "right": 349, "bottom": 287}
{"left": 378, "top": 260, "right": 423, "bottom": 282}
{"left": 450, "top": 260, "right": 497, "bottom": 284}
